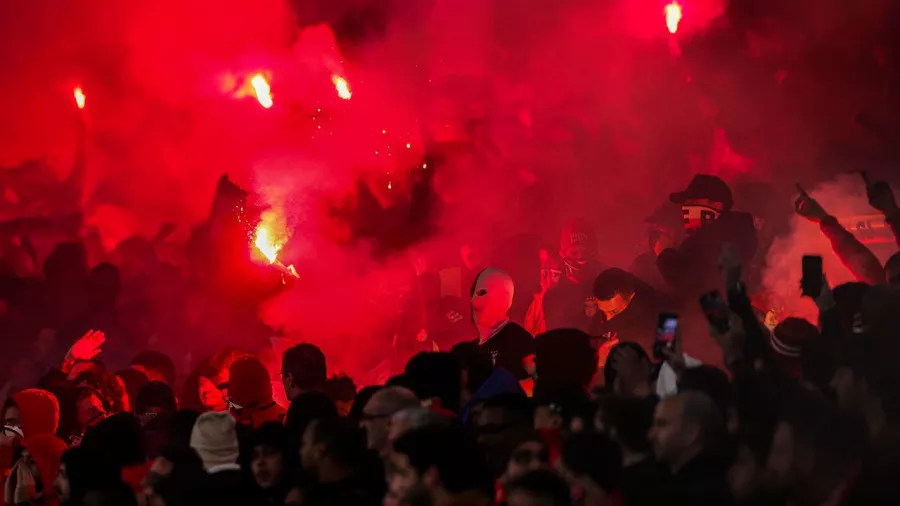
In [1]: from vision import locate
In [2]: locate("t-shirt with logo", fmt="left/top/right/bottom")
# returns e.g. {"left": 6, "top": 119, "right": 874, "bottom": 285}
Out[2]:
{"left": 475, "top": 322, "right": 535, "bottom": 380}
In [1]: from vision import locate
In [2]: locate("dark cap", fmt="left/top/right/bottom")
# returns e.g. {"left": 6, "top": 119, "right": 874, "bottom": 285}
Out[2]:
{"left": 669, "top": 175, "right": 733, "bottom": 211}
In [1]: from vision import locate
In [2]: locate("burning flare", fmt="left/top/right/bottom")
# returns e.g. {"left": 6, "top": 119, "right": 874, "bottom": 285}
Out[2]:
{"left": 74, "top": 87, "right": 86, "bottom": 110}
{"left": 332, "top": 75, "right": 352, "bottom": 100}
{"left": 252, "top": 220, "right": 299, "bottom": 279}
{"left": 254, "top": 224, "right": 282, "bottom": 264}
{"left": 665, "top": 1, "right": 682, "bottom": 34}
{"left": 250, "top": 73, "right": 273, "bottom": 109}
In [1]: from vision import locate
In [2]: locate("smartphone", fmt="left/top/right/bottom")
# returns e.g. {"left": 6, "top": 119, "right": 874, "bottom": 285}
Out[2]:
{"left": 700, "top": 291, "right": 731, "bottom": 334}
{"left": 801, "top": 255, "right": 823, "bottom": 297}
{"left": 653, "top": 312, "right": 679, "bottom": 360}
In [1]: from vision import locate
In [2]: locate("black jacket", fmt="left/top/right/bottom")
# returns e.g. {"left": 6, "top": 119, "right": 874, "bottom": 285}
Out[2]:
{"left": 654, "top": 450, "right": 732, "bottom": 506}
{"left": 595, "top": 279, "right": 672, "bottom": 354}
{"left": 657, "top": 211, "right": 757, "bottom": 300}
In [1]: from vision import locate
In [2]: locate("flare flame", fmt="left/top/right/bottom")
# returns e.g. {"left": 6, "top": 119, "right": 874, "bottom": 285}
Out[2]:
{"left": 250, "top": 73, "right": 273, "bottom": 109}
{"left": 665, "top": 2, "right": 682, "bottom": 34}
{"left": 332, "top": 75, "right": 352, "bottom": 100}
{"left": 74, "top": 87, "right": 86, "bottom": 109}
{"left": 254, "top": 224, "right": 282, "bottom": 264}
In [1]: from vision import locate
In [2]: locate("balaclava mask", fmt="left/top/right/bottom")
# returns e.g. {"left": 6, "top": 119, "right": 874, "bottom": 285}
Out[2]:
{"left": 559, "top": 219, "right": 599, "bottom": 283}
{"left": 471, "top": 268, "right": 514, "bottom": 329}
{"left": 681, "top": 205, "right": 721, "bottom": 234}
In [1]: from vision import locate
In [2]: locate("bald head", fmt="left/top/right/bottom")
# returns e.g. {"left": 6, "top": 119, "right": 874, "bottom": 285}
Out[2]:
{"left": 368, "top": 387, "right": 419, "bottom": 414}
{"left": 677, "top": 391, "right": 723, "bottom": 444}
{"left": 359, "top": 387, "right": 420, "bottom": 454}
{"left": 649, "top": 392, "right": 723, "bottom": 470}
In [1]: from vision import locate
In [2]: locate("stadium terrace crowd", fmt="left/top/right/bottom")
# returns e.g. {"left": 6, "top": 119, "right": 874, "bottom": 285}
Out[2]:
{"left": 1, "top": 171, "right": 900, "bottom": 506}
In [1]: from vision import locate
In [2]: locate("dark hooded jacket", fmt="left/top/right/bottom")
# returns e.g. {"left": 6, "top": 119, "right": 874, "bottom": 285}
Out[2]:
{"left": 657, "top": 211, "right": 758, "bottom": 299}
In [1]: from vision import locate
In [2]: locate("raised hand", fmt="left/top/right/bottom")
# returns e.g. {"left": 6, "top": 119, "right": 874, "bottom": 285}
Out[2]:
{"left": 862, "top": 172, "right": 899, "bottom": 215}
{"left": 794, "top": 184, "right": 829, "bottom": 224}
{"left": 710, "top": 312, "right": 746, "bottom": 368}
{"left": 718, "top": 243, "right": 742, "bottom": 291}
{"left": 65, "top": 330, "right": 105, "bottom": 363}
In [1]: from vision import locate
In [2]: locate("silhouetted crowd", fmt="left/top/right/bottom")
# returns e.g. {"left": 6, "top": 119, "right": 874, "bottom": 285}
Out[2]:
{"left": 1, "top": 171, "right": 900, "bottom": 506}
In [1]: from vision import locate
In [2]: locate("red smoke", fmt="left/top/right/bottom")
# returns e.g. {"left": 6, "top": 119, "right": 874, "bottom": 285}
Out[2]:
{"left": 3, "top": 0, "right": 895, "bottom": 380}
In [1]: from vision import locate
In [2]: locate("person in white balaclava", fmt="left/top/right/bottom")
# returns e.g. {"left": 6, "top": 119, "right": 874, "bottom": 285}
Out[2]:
{"left": 471, "top": 268, "right": 535, "bottom": 379}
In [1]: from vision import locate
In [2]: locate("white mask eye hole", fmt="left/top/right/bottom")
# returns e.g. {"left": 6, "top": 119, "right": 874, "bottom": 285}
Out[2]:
{"left": 475, "top": 289, "right": 488, "bottom": 297}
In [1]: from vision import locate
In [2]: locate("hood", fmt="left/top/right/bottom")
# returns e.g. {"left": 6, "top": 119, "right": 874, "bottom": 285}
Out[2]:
{"left": 12, "top": 389, "right": 60, "bottom": 439}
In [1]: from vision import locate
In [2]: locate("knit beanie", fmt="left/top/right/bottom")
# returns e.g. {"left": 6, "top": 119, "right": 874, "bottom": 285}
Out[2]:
{"left": 190, "top": 411, "right": 239, "bottom": 470}
{"left": 135, "top": 381, "right": 177, "bottom": 416}
{"left": 771, "top": 317, "right": 818, "bottom": 378}
{"left": 12, "top": 389, "right": 60, "bottom": 439}
{"left": 560, "top": 219, "right": 598, "bottom": 255}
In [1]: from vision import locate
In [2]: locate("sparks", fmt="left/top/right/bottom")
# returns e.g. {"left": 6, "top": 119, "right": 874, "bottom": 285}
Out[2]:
{"left": 74, "top": 87, "right": 86, "bottom": 110}
{"left": 250, "top": 73, "right": 273, "bottom": 109}
{"left": 332, "top": 75, "right": 352, "bottom": 100}
{"left": 254, "top": 225, "right": 282, "bottom": 264}
{"left": 665, "top": 1, "right": 682, "bottom": 34}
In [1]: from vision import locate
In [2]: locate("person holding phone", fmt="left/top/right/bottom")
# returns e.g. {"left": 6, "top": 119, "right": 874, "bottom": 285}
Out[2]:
{"left": 591, "top": 268, "right": 670, "bottom": 355}
{"left": 794, "top": 182, "right": 885, "bottom": 286}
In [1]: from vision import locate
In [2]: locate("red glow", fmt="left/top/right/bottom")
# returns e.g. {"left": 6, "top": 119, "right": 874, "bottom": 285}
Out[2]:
{"left": 73, "top": 86, "right": 86, "bottom": 109}
{"left": 665, "top": 2, "right": 682, "bottom": 34}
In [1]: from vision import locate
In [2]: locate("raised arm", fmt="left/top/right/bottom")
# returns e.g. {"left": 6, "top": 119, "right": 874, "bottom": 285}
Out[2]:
{"left": 795, "top": 184, "right": 885, "bottom": 286}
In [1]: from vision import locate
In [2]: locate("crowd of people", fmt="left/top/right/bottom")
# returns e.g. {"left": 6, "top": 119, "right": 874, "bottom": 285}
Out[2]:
{"left": 0, "top": 168, "right": 899, "bottom": 506}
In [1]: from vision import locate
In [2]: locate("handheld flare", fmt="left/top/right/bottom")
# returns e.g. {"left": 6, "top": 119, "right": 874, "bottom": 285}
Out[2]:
{"left": 332, "top": 75, "right": 352, "bottom": 100}
{"left": 250, "top": 73, "right": 273, "bottom": 109}
{"left": 665, "top": 2, "right": 682, "bottom": 34}
{"left": 74, "top": 87, "right": 86, "bottom": 110}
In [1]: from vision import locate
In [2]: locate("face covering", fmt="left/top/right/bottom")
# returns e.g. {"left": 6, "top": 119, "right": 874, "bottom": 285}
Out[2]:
{"left": 471, "top": 268, "right": 514, "bottom": 328}
{"left": 682, "top": 205, "right": 721, "bottom": 233}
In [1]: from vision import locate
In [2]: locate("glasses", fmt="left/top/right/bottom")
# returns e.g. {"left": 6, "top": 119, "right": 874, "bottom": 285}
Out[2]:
{"left": 2, "top": 424, "right": 23, "bottom": 439}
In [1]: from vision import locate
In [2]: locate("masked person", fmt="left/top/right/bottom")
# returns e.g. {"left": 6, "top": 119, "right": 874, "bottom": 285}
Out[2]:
{"left": 471, "top": 268, "right": 535, "bottom": 380}
{"left": 543, "top": 219, "right": 607, "bottom": 334}
{"left": 228, "top": 356, "right": 285, "bottom": 428}
{"left": 657, "top": 175, "right": 757, "bottom": 300}
{"left": 1, "top": 390, "right": 68, "bottom": 505}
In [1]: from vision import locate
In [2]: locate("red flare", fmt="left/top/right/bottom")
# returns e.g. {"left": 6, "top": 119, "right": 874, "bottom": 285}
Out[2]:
{"left": 74, "top": 87, "right": 86, "bottom": 109}
{"left": 250, "top": 73, "right": 273, "bottom": 109}
{"left": 665, "top": 2, "right": 682, "bottom": 34}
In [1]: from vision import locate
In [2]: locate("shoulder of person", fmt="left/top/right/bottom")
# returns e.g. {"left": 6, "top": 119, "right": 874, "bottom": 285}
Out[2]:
{"left": 500, "top": 322, "right": 533, "bottom": 340}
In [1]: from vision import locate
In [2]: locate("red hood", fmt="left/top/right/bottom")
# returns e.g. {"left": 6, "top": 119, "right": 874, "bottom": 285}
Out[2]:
{"left": 12, "top": 389, "right": 60, "bottom": 439}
